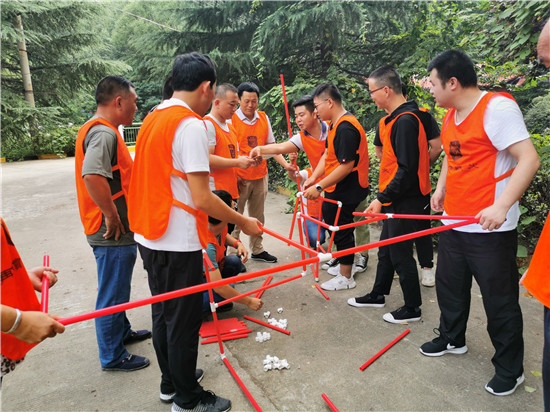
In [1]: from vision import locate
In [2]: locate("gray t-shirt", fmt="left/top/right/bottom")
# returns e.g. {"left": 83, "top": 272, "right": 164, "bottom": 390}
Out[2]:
{"left": 81, "top": 120, "right": 135, "bottom": 246}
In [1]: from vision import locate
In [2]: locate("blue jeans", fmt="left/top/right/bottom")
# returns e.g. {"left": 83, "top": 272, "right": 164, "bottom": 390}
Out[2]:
{"left": 202, "top": 254, "right": 242, "bottom": 312}
{"left": 92, "top": 244, "right": 136, "bottom": 368}
{"left": 302, "top": 217, "right": 326, "bottom": 249}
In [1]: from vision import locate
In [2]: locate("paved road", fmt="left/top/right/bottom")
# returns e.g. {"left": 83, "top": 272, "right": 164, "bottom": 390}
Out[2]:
{"left": 1, "top": 157, "right": 545, "bottom": 411}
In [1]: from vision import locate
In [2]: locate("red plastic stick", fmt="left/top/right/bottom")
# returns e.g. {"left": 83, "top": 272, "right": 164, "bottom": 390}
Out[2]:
{"left": 280, "top": 74, "right": 293, "bottom": 139}
{"left": 255, "top": 275, "right": 273, "bottom": 298}
{"left": 354, "top": 212, "right": 477, "bottom": 221}
{"left": 243, "top": 315, "right": 291, "bottom": 335}
{"left": 360, "top": 329, "right": 410, "bottom": 371}
{"left": 219, "top": 274, "right": 303, "bottom": 307}
{"left": 201, "top": 332, "right": 251, "bottom": 345}
{"left": 322, "top": 393, "right": 340, "bottom": 412}
{"left": 261, "top": 225, "right": 317, "bottom": 256}
{"left": 314, "top": 284, "right": 330, "bottom": 300}
{"left": 223, "top": 356, "right": 262, "bottom": 411}
{"left": 41, "top": 255, "right": 50, "bottom": 313}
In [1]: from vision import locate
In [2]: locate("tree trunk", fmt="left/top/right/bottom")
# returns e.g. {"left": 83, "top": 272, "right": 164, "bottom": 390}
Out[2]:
{"left": 16, "top": 13, "right": 35, "bottom": 107}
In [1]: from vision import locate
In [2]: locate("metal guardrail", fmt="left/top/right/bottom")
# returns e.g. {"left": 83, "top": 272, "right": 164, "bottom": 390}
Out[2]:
{"left": 122, "top": 123, "right": 141, "bottom": 146}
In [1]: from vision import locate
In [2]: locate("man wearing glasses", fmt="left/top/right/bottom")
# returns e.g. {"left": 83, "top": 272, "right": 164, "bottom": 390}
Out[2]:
{"left": 348, "top": 66, "right": 439, "bottom": 325}
{"left": 303, "top": 83, "right": 369, "bottom": 291}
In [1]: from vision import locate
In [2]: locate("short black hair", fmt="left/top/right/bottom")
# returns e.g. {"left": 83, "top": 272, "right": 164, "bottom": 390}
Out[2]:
{"left": 369, "top": 65, "right": 403, "bottom": 94}
{"left": 428, "top": 49, "right": 477, "bottom": 88}
{"left": 237, "top": 82, "right": 260, "bottom": 99}
{"left": 172, "top": 52, "right": 217, "bottom": 92}
{"left": 215, "top": 83, "right": 238, "bottom": 99}
{"left": 292, "top": 95, "right": 315, "bottom": 113}
{"left": 95, "top": 76, "right": 134, "bottom": 105}
{"left": 209, "top": 190, "right": 233, "bottom": 225}
{"left": 162, "top": 75, "right": 173, "bottom": 100}
{"left": 312, "top": 83, "right": 342, "bottom": 103}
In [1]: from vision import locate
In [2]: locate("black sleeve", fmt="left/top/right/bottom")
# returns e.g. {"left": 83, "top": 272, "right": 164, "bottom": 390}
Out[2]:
{"left": 373, "top": 126, "right": 382, "bottom": 147}
{"left": 333, "top": 121, "right": 361, "bottom": 165}
{"left": 377, "top": 114, "right": 421, "bottom": 204}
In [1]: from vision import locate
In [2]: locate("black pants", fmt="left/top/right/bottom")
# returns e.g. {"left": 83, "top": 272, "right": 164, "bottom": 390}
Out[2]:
{"left": 322, "top": 195, "right": 361, "bottom": 266}
{"left": 138, "top": 245, "right": 204, "bottom": 408}
{"left": 414, "top": 205, "right": 434, "bottom": 268}
{"left": 436, "top": 229, "right": 524, "bottom": 380}
{"left": 371, "top": 196, "right": 427, "bottom": 308}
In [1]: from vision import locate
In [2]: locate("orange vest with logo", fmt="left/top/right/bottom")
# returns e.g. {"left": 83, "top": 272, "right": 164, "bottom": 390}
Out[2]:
{"left": 324, "top": 115, "right": 369, "bottom": 193}
{"left": 207, "top": 226, "right": 229, "bottom": 265}
{"left": 1, "top": 218, "right": 41, "bottom": 360}
{"left": 441, "top": 92, "right": 515, "bottom": 217}
{"left": 207, "top": 117, "right": 239, "bottom": 199}
{"left": 523, "top": 211, "right": 550, "bottom": 308}
{"left": 127, "top": 105, "right": 208, "bottom": 248}
{"left": 378, "top": 111, "right": 431, "bottom": 196}
{"left": 75, "top": 118, "right": 133, "bottom": 235}
{"left": 232, "top": 111, "right": 269, "bottom": 180}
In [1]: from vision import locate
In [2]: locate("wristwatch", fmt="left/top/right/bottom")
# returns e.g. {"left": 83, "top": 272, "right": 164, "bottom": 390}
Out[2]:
{"left": 315, "top": 184, "right": 323, "bottom": 192}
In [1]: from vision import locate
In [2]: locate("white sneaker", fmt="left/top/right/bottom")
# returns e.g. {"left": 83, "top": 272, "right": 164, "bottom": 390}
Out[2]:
{"left": 421, "top": 267, "right": 435, "bottom": 287}
{"left": 328, "top": 264, "right": 358, "bottom": 276}
{"left": 321, "top": 274, "right": 356, "bottom": 290}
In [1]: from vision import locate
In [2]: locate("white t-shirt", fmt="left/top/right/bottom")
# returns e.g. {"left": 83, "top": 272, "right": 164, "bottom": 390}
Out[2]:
{"left": 134, "top": 98, "right": 210, "bottom": 251}
{"left": 289, "top": 121, "right": 328, "bottom": 152}
{"left": 443, "top": 92, "right": 530, "bottom": 233}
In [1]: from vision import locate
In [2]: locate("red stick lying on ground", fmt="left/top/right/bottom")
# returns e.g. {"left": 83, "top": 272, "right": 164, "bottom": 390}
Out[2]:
{"left": 360, "top": 329, "right": 410, "bottom": 371}
{"left": 255, "top": 275, "right": 273, "bottom": 299}
{"left": 243, "top": 315, "right": 291, "bottom": 335}
{"left": 314, "top": 283, "right": 330, "bottom": 300}
{"left": 322, "top": 393, "right": 340, "bottom": 412}
{"left": 223, "top": 356, "right": 262, "bottom": 412}
{"left": 201, "top": 332, "right": 251, "bottom": 345}
{"left": 41, "top": 255, "right": 50, "bottom": 313}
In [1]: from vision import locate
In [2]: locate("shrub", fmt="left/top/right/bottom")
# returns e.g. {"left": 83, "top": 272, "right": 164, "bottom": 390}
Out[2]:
{"left": 524, "top": 91, "right": 550, "bottom": 135}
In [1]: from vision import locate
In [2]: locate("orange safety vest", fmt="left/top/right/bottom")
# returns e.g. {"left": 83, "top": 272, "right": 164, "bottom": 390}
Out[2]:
{"left": 300, "top": 129, "right": 327, "bottom": 218}
{"left": 1, "top": 218, "right": 41, "bottom": 360}
{"left": 127, "top": 105, "right": 208, "bottom": 248}
{"left": 75, "top": 118, "right": 133, "bottom": 235}
{"left": 232, "top": 111, "right": 269, "bottom": 180}
{"left": 523, "top": 211, "right": 550, "bottom": 308}
{"left": 207, "top": 117, "right": 239, "bottom": 199}
{"left": 324, "top": 114, "right": 369, "bottom": 193}
{"left": 207, "top": 226, "right": 229, "bottom": 266}
{"left": 378, "top": 111, "right": 431, "bottom": 196}
{"left": 441, "top": 92, "right": 515, "bottom": 217}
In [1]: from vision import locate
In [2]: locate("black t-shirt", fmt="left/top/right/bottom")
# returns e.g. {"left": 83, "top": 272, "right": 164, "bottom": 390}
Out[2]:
{"left": 373, "top": 101, "right": 440, "bottom": 204}
{"left": 326, "top": 114, "right": 369, "bottom": 204}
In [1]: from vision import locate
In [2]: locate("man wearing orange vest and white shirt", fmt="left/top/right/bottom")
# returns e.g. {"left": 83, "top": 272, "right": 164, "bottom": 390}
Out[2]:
{"left": 128, "top": 53, "right": 261, "bottom": 412}
{"left": 249, "top": 95, "right": 329, "bottom": 249}
{"left": 231, "top": 82, "right": 294, "bottom": 264}
{"left": 303, "top": 83, "right": 370, "bottom": 291}
{"left": 205, "top": 83, "right": 256, "bottom": 246}
{"left": 348, "top": 66, "right": 439, "bottom": 324}
{"left": 521, "top": 20, "right": 550, "bottom": 410}
{"left": 75, "top": 76, "right": 151, "bottom": 373}
{"left": 419, "top": 50, "right": 540, "bottom": 397}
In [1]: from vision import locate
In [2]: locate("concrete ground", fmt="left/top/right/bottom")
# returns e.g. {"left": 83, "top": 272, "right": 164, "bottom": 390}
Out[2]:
{"left": 1, "top": 157, "right": 545, "bottom": 411}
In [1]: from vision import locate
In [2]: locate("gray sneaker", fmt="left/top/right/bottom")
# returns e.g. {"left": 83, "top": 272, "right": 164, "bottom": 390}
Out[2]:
{"left": 171, "top": 390, "right": 231, "bottom": 412}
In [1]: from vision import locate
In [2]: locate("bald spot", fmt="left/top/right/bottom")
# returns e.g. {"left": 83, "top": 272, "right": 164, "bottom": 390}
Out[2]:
{"left": 538, "top": 21, "right": 550, "bottom": 69}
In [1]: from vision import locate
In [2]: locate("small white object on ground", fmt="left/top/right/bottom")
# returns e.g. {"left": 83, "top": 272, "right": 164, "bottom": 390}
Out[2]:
{"left": 277, "top": 307, "right": 283, "bottom": 313}
{"left": 262, "top": 354, "right": 290, "bottom": 372}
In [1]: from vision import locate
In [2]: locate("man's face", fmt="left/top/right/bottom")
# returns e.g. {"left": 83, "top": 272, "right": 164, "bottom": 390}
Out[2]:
{"left": 239, "top": 91, "right": 258, "bottom": 119}
{"left": 120, "top": 88, "right": 138, "bottom": 126}
{"left": 313, "top": 96, "right": 330, "bottom": 121}
{"left": 294, "top": 105, "right": 316, "bottom": 132}
{"left": 368, "top": 79, "right": 386, "bottom": 110}
{"left": 537, "top": 26, "right": 550, "bottom": 70}
{"left": 217, "top": 90, "right": 239, "bottom": 121}
{"left": 428, "top": 69, "right": 451, "bottom": 109}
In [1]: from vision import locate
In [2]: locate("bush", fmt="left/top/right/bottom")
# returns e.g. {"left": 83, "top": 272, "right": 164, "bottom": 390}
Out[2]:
{"left": 524, "top": 91, "right": 550, "bottom": 135}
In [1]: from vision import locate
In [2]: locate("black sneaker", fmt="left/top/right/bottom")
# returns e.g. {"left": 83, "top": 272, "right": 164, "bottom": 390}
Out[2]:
{"left": 347, "top": 292, "right": 385, "bottom": 308}
{"left": 382, "top": 306, "right": 421, "bottom": 324}
{"left": 321, "top": 257, "right": 339, "bottom": 271}
{"left": 102, "top": 354, "right": 150, "bottom": 372}
{"left": 171, "top": 390, "right": 231, "bottom": 412}
{"left": 355, "top": 254, "right": 368, "bottom": 273}
{"left": 419, "top": 328, "right": 468, "bottom": 356}
{"left": 485, "top": 373, "right": 525, "bottom": 396}
{"left": 123, "top": 329, "right": 152, "bottom": 344}
{"left": 250, "top": 251, "right": 277, "bottom": 263}
{"left": 160, "top": 369, "right": 205, "bottom": 403}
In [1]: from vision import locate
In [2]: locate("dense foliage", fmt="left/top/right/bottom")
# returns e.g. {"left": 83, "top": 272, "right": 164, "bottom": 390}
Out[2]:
{"left": 1, "top": 0, "right": 549, "bottom": 258}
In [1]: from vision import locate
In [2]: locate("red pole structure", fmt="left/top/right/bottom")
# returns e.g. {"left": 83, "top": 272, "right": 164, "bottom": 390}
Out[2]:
{"left": 201, "top": 332, "right": 251, "bottom": 345}
{"left": 261, "top": 225, "right": 317, "bottom": 256}
{"left": 244, "top": 315, "right": 291, "bottom": 335}
{"left": 354, "top": 212, "right": 477, "bottom": 221}
{"left": 59, "top": 255, "right": 320, "bottom": 326}
{"left": 360, "top": 329, "right": 410, "bottom": 371}
{"left": 41, "top": 255, "right": 50, "bottom": 313}
{"left": 321, "top": 393, "right": 340, "bottom": 412}
{"left": 255, "top": 275, "right": 273, "bottom": 299}
{"left": 280, "top": 74, "right": 293, "bottom": 139}
{"left": 223, "top": 356, "right": 263, "bottom": 411}
{"left": 314, "top": 284, "right": 330, "bottom": 300}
